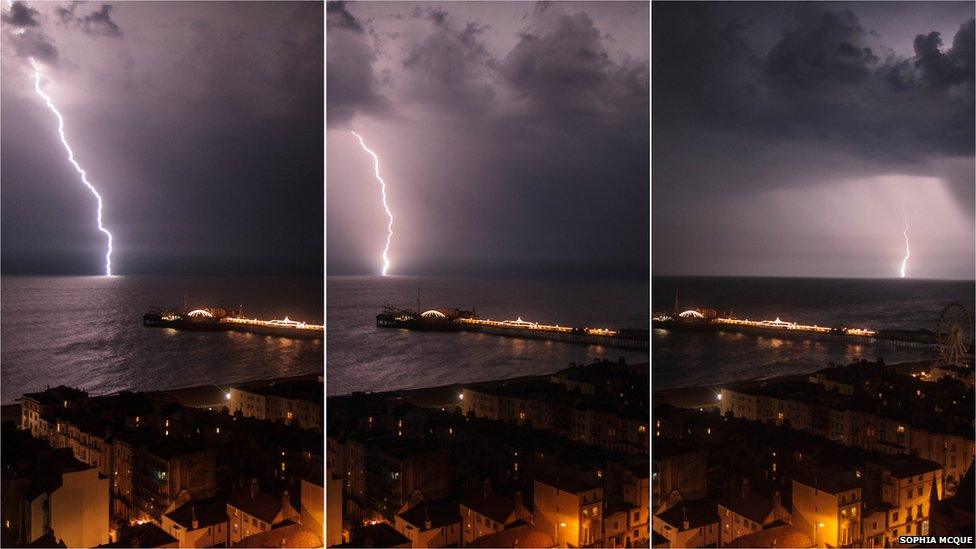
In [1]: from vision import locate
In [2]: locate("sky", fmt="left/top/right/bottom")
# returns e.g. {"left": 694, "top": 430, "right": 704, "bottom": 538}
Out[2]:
{"left": 1, "top": 1, "right": 323, "bottom": 275}
{"left": 653, "top": 1, "right": 975, "bottom": 280}
{"left": 327, "top": 1, "right": 649, "bottom": 277}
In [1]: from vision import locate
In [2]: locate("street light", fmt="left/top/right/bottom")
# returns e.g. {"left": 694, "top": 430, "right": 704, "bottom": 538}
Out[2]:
{"left": 555, "top": 522, "right": 566, "bottom": 547}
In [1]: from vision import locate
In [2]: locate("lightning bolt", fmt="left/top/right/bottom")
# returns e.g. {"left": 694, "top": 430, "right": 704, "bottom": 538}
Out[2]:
{"left": 899, "top": 199, "right": 910, "bottom": 279}
{"left": 29, "top": 58, "right": 114, "bottom": 276}
{"left": 351, "top": 131, "right": 394, "bottom": 276}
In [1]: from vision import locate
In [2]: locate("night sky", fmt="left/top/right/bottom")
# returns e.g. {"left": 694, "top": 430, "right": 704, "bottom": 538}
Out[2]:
{"left": 653, "top": 2, "right": 974, "bottom": 280}
{"left": 327, "top": 1, "right": 649, "bottom": 277}
{"left": 1, "top": 1, "right": 323, "bottom": 275}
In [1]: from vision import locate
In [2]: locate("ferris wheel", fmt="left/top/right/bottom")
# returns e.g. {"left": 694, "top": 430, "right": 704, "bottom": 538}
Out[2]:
{"left": 936, "top": 303, "right": 973, "bottom": 367}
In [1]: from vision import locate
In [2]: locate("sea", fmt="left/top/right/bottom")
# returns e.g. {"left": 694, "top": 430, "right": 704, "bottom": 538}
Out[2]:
{"left": 0, "top": 276, "right": 323, "bottom": 405}
{"left": 652, "top": 276, "right": 976, "bottom": 391}
{"left": 326, "top": 276, "right": 650, "bottom": 396}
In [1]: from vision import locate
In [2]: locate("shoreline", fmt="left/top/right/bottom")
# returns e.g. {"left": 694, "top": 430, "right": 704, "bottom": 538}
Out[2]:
{"left": 652, "top": 359, "right": 938, "bottom": 409}
{"left": 1, "top": 372, "right": 322, "bottom": 420}
{"left": 328, "top": 372, "right": 555, "bottom": 411}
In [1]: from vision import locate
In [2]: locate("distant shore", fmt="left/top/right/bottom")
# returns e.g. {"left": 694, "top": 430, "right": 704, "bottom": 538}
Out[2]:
{"left": 653, "top": 359, "right": 937, "bottom": 410}
{"left": 0, "top": 372, "right": 322, "bottom": 422}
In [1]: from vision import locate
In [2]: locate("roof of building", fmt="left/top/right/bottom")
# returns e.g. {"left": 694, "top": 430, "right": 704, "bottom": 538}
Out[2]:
{"left": 398, "top": 498, "right": 461, "bottom": 530}
{"left": 1, "top": 422, "right": 93, "bottom": 500}
{"left": 793, "top": 470, "right": 861, "bottom": 495}
{"left": 24, "top": 531, "right": 67, "bottom": 548}
{"left": 534, "top": 472, "right": 600, "bottom": 495}
{"left": 164, "top": 499, "right": 229, "bottom": 529}
{"left": 876, "top": 455, "right": 942, "bottom": 479}
{"left": 727, "top": 523, "right": 814, "bottom": 548}
{"left": 950, "top": 459, "right": 975, "bottom": 513}
{"left": 235, "top": 520, "right": 321, "bottom": 548}
{"left": 656, "top": 498, "right": 719, "bottom": 531}
{"left": 22, "top": 385, "right": 87, "bottom": 406}
{"left": 235, "top": 379, "right": 323, "bottom": 406}
{"left": 467, "top": 522, "right": 555, "bottom": 548}
{"left": 719, "top": 490, "right": 775, "bottom": 524}
{"left": 126, "top": 434, "right": 211, "bottom": 460}
{"left": 460, "top": 491, "right": 517, "bottom": 524}
{"left": 228, "top": 484, "right": 286, "bottom": 524}
{"left": 98, "top": 523, "right": 178, "bottom": 548}
{"left": 335, "top": 523, "right": 411, "bottom": 548}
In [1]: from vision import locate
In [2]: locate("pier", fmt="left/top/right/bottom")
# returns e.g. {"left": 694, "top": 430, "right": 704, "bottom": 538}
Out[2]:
{"left": 144, "top": 307, "right": 323, "bottom": 339}
{"left": 652, "top": 309, "right": 935, "bottom": 347}
{"left": 376, "top": 307, "right": 648, "bottom": 350}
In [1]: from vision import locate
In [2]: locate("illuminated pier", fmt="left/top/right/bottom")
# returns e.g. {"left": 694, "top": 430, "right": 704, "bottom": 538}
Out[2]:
{"left": 144, "top": 308, "right": 323, "bottom": 339}
{"left": 653, "top": 310, "right": 933, "bottom": 346}
{"left": 376, "top": 307, "right": 647, "bottom": 350}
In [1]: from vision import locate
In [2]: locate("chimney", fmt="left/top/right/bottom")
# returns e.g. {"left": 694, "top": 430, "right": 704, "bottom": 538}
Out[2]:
{"left": 773, "top": 490, "right": 781, "bottom": 512}
{"left": 741, "top": 478, "right": 750, "bottom": 499}
{"left": 250, "top": 478, "right": 259, "bottom": 498}
{"left": 682, "top": 507, "right": 690, "bottom": 531}
{"left": 191, "top": 506, "right": 199, "bottom": 530}
{"left": 424, "top": 506, "right": 432, "bottom": 531}
{"left": 282, "top": 490, "right": 290, "bottom": 514}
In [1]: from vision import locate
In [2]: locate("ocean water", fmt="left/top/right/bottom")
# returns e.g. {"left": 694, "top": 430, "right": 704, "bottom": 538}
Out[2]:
{"left": 0, "top": 276, "right": 323, "bottom": 404}
{"left": 326, "top": 276, "right": 650, "bottom": 395}
{"left": 652, "top": 276, "right": 976, "bottom": 390}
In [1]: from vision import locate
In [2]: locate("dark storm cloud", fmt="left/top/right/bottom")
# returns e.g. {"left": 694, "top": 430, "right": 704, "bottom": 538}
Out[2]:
{"left": 654, "top": 3, "right": 974, "bottom": 161}
{"left": 326, "top": 1, "right": 389, "bottom": 126}
{"left": 57, "top": 3, "right": 124, "bottom": 38}
{"left": 652, "top": 2, "right": 975, "bottom": 279}
{"left": 327, "top": 2, "right": 648, "bottom": 276}
{"left": 2, "top": 1, "right": 39, "bottom": 27}
{"left": 1, "top": 1, "right": 59, "bottom": 64}
{"left": 3, "top": 28, "right": 59, "bottom": 64}
{"left": 400, "top": 7, "right": 498, "bottom": 111}
{"left": 503, "top": 11, "right": 648, "bottom": 130}
{"left": 327, "top": 1, "right": 362, "bottom": 33}
{"left": 2, "top": 2, "right": 323, "bottom": 275}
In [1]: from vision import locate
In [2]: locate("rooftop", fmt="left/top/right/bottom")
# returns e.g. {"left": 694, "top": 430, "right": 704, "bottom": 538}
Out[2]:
{"left": 228, "top": 484, "right": 286, "bottom": 524}
{"left": 22, "top": 385, "right": 87, "bottom": 406}
{"left": 534, "top": 472, "right": 600, "bottom": 495}
{"left": 656, "top": 498, "right": 719, "bottom": 531}
{"left": 164, "top": 499, "right": 229, "bottom": 529}
{"left": 727, "top": 523, "right": 814, "bottom": 548}
{"left": 97, "top": 523, "right": 178, "bottom": 548}
{"left": 719, "top": 490, "right": 774, "bottom": 524}
{"left": 236, "top": 379, "right": 323, "bottom": 406}
{"left": 467, "top": 521, "right": 555, "bottom": 548}
{"left": 874, "top": 454, "right": 942, "bottom": 479}
{"left": 336, "top": 523, "right": 410, "bottom": 548}
{"left": 235, "top": 520, "right": 321, "bottom": 548}
{"left": 460, "top": 491, "right": 517, "bottom": 524}
{"left": 398, "top": 498, "right": 461, "bottom": 530}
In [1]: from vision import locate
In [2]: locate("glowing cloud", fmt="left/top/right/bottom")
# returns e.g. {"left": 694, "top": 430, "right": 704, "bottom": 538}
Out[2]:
{"left": 351, "top": 131, "right": 394, "bottom": 276}
{"left": 30, "top": 58, "right": 114, "bottom": 276}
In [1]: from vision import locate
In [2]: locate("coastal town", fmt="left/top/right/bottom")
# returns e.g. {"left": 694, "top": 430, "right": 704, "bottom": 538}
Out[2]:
{"left": 652, "top": 354, "right": 975, "bottom": 548}
{"left": 1, "top": 375, "right": 324, "bottom": 548}
{"left": 326, "top": 358, "right": 650, "bottom": 548}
